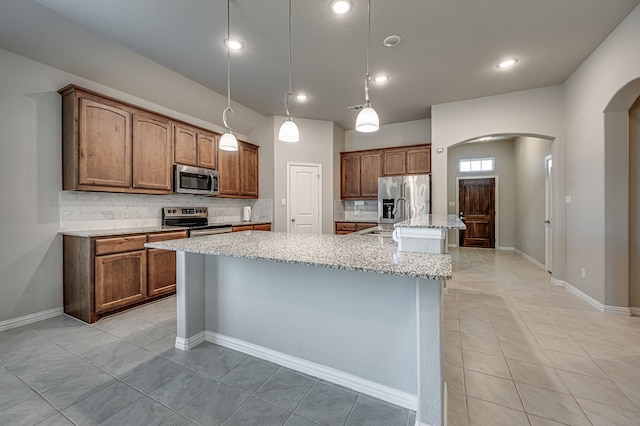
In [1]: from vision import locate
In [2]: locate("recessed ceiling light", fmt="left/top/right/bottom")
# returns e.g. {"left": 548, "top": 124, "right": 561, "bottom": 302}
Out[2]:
{"left": 373, "top": 75, "right": 389, "bottom": 84}
{"left": 295, "top": 94, "right": 309, "bottom": 101}
{"left": 382, "top": 35, "right": 402, "bottom": 47}
{"left": 497, "top": 58, "right": 517, "bottom": 69}
{"left": 330, "top": 0, "right": 352, "bottom": 14}
{"left": 224, "top": 38, "right": 244, "bottom": 50}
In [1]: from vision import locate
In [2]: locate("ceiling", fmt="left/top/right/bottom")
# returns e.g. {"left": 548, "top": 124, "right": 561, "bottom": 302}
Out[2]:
{"left": 1, "top": 0, "right": 639, "bottom": 132}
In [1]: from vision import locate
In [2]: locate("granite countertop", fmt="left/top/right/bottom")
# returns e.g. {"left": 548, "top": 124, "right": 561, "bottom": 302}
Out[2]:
{"left": 334, "top": 219, "right": 379, "bottom": 223}
{"left": 394, "top": 214, "right": 466, "bottom": 230}
{"left": 59, "top": 221, "right": 271, "bottom": 237}
{"left": 146, "top": 231, "right": 452, "bottom": 281}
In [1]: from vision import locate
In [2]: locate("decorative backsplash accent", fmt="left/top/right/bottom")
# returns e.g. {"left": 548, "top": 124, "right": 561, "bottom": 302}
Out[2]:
{"left": 59, "top": 191, "right": 273, "bottom": 231}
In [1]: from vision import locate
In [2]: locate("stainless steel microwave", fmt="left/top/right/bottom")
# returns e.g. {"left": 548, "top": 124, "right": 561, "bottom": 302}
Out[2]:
{"left": 173, "top": 164, "right": 220, "bottom": 196}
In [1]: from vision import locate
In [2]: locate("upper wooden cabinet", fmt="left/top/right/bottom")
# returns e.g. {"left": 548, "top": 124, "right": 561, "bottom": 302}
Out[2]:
{"left": 174, "top": 123, "right": 218, "bottom": 170}
{"left": 341, "top": 151, "right": 382, "bottom": 199}
{"left": 61, "top": 85, "right": 173, "bottom": 195}
{"left": 218, "top": 140, "right": 259, "bottom": 198}
{"left": 340, "top": 144, "right": 431, "bottom": 199}
{"left": 133, "top": 113, "right": 173, "bottom": 191}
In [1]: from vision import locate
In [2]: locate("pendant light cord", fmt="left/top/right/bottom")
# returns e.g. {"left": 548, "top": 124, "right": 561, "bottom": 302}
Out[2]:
{"left": 223, "top": 0, "right": 233, "bottom": 129}
{"left": 364, "top": 0, "right": 371, "bottom": 105}
{"left": 284, "top": 0, "right": 293, "bottom": 117}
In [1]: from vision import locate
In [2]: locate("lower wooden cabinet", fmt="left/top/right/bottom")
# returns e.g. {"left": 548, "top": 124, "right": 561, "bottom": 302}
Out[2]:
{"left": 232, "top": 223, "right": 272, "bottom": 232}
{"left": 335, "top": 222, "right": 377, "bottom": 235}
{"left": 63, "top": 229, "right": 187, "bottom": 323}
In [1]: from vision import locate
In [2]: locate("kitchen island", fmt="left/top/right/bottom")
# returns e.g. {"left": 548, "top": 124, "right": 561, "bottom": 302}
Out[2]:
{"left": 146, "top": 231, "right": 452, "bottom": 426}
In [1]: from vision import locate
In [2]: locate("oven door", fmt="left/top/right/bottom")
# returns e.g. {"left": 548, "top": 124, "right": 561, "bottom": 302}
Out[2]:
{"left": 174, "top": 164, "right": 220, "bottom": 196}
{"left": 189, "top": 225, "right": 232, "bottom": 237}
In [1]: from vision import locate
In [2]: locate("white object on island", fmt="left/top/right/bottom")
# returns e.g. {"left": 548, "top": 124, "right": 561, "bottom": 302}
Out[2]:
{"left": 394, "top": 214, "right": 466, "bottom": 254}
{"left": 147, "top": 231, "right": 451, "bottom": 426}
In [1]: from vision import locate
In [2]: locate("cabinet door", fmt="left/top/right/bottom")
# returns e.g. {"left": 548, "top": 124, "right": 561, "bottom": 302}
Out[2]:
{"left": 95, "top": 250, "right": 146, "bottom": 313}
{"left": 253, "top": 223, "right": 271, "bottom": 231}
{"left": 341, "top": 153, "right": 361, "bottom": 199}
{"left": 360, "top": 151, "right": 382, "bottom": 198}
{"left": 232, "top": 225, "right": 253, "bottom": 232}
{"left": 218, "top": 148, "right": 240, "bottom": 196}
{"left": 78, "top": 98, "right": 132, "bottom": 188}
{"left": 132, "top": 114, "right": 173, "bottom": 192}
{"left": 198, "top": 132, "right": 218, "bottom": 170}
{"left": 174, "top": 125, "right": 198, "bottom": 166}
{"left": 406, "top": 146, "right": 431, "bottom": 174}
{"left": 147, "top": 248, "right": 177, "bottom": 297}
{"left": 240, "top": 142, "right": 259, "bottom": 197}
{"left": 383, "top": 149, "right": 406, "bottom": 176}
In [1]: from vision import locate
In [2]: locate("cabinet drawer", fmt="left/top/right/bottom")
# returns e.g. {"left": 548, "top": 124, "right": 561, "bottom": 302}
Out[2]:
{"left": 355, "top": 223, "right": 377, "bottom": 231}
{"left": 253, "top": 223, "right": 271, "bottom": 231}
{"left": 95, "top": 235, "right": 147, "bottom": 255}
{"left": 148, "top": 231, "right": 188, "bottom": 243}
{"left": 335, "top": 222, "right": 356, "bottom": 232}
{"left": 232, "top": 225, "right": 254, "bottom": 232}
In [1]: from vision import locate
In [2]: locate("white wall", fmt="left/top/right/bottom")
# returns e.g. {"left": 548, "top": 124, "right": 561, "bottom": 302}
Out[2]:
{"left": 272, "top": 116, "right": 337, "bottom": 234}
{"left": 563, "top": 4, "right": 640, "bottom": 307}
{"left": 345, "top": 119, "right": 431, "bottom": 151}
{"left": 431, "top": 86, "right": 565, "bottom": 280}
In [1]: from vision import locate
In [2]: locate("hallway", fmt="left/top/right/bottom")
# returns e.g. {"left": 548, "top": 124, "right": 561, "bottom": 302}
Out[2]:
{"left": 445, "top": 248, "right": 640, "bottom": 425}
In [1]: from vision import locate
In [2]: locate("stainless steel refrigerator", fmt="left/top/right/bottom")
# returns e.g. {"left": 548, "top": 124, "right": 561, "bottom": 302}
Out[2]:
{"left": 378, "top": 175, "right": 431, "bottom": 223}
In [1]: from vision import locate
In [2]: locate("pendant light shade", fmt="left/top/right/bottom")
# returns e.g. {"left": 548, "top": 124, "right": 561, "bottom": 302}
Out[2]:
{"left": 279, "top": 117, "right": 300, "bottom": 142}
{"left": 278, "top": 0, "right": 300, "bottom": 143}
{"left": 221, "top": 0, "right": 238, "bottom": 151}
{"left": 355, "top": 0, "right": 379, "bottom": 133}
{"left": 355, "top": 103, "right": 379, "bottom": 133}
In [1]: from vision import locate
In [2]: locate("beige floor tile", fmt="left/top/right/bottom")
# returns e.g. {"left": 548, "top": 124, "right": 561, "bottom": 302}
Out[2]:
{"left": 527, "top": 414, "right": 569, "bottom": 425}
{"left": 518, "top": 311, "right": 559, "bottom": 325}
{"left": 464, "top": 370, "right": 523, "bottom": 411}
{"left": 445, "top": 344, "right": 463, "bottom": 369}
{"left": 446, "top": 389, "right": 469, "bottom": 426}
{"left": 544, "top": 350, "right": 608, "bottom": 378}
{"left": 506, "top": 358, "right": 569, "bottom": 394}
{"left": 466, "top": 397, "right": 529, "bottom": 426}
{"left": 516, "top": 383, "right": 591, "bottom": 426}
{"left": 445, "top": 330, "right": 461, "bottom": 348}
{"left": 462, "top": 349, "right": 511, "bottom": 380}
{"left": 525, "top": 321, "right": 570, "bottom": 339}
{"left": 500, "top": 339, "right": 552, "bottom": 367}
{"left": 459, "top": 319, "right": 496, "bottom": 338}
{"left": 577, "top": 397, "right": 640, "bottom": 426}
{"left": 575, "top": 340, "right": 633, "bottom": 362}
{"left": 557, "top": 369, "right": 637, "bottom": 411}
{"left": 445, "top": 364, "right": 465, "bottom": 395}
{"left": 533, "top": 334, "right": 587, "bottom": 356}
{"left": 460, "top": 333, "right": 503, "bottom": 357}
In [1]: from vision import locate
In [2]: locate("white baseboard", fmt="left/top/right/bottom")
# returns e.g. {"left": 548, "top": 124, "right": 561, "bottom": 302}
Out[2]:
{"left": 497, "top": 246, "right": 514, "bottom": 251}
{"left": 513, "top": 249, "right": 546, "bottom": 270}
{"left": 205, "top": 331, "right": 417, "bottom": 410}
{"left": 630, "top": 307, "right": 640, "bottom": 316}
{"left": 0, "top": 307, "right": 63, "bottom": 332}
{"left": 550, "top": 278, "right": 632, "bottom": 315}
{"left": 175, "top": 331, "right": 206, "bottom": 350}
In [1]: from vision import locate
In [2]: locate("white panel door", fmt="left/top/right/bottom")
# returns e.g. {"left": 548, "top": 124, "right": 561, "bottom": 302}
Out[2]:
{"left": 289, "top": 164, "right": 321, "bottom": 234}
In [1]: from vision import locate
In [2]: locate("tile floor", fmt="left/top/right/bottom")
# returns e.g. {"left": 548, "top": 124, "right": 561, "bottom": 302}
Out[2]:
{"left": 2, "top": 247, "right": 640, "bottom": 425}
{"left": 445, "top": 248, "right": 640, "bottom": 425}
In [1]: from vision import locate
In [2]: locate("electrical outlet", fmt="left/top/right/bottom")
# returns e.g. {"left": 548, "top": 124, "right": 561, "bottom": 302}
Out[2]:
{"left": 580, "top": 267, "right": 586, "bottom": 279}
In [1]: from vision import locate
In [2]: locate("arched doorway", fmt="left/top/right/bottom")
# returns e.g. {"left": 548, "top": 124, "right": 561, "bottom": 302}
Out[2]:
{"left": 603, "top": 78, "right": 640, "bottom": 312}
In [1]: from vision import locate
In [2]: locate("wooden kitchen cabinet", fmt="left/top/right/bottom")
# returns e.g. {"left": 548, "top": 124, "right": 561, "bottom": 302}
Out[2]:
{"left": 218, "top": 140, "right": 259, "bottom": 198}
{"left": 340, "top": 144, "right": 431, "bottom": 199}
{"left": 133, "top": 113, "right": 173, "bottom": 191}
{"left": 174, "top": 123, "right": 218, "bottom": 170}
{"left": 60, "top": 85, "right": 174, "bottom": 195}
{"left": 63, "top": 229, "right": 187, "bottom": 323}
{"left": 335, "top": 222, "right": 377, "bottom": 234}
{"left": 232, "top": 223, "right": 271, "bottom": 232}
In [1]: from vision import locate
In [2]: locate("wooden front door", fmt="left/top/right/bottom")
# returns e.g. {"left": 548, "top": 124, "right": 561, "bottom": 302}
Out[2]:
{"left": 459, "top": 178, "right": 495, "bottom": 248}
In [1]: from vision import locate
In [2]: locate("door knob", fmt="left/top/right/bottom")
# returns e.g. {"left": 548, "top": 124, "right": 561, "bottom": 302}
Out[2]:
{"left": 544, "top": 219, "right": 551, "bottom": 224}
{"left": 291, "top": 218, "right": 296, "bottom": 222}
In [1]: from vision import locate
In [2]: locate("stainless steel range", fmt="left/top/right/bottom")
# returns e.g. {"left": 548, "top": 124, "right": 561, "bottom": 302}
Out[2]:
{"left": 162, "top": 207, "right": 232, "bottom": 237}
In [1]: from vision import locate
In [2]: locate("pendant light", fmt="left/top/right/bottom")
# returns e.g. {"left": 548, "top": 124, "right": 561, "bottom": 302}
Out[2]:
{"left": 219, "top": 0, "right": 238, "bottom": 151}
{"left": 355, "top": 0, "right": 379, "bottom": 133}
{"left": 278, "top": 0, "right": 300, "bottom": 143}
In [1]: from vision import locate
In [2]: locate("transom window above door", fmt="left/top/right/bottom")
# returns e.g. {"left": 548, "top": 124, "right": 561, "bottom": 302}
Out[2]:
{"left": 459, "top": 157, "right": 495, "bottom": 173}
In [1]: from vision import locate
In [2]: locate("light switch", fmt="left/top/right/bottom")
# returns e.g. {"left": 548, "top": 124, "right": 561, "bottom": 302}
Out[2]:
{"left": 448, "top": 201, "right": 455, "bottom": 207}
{"left": 281, "top": 199, "right": 286, "bottom": 206}
{"left": 565, "top": 195, "right": 572, "bottom": 205}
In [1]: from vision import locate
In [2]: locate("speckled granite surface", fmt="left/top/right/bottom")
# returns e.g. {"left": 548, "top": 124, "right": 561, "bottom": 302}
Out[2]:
{"left": 394, "top": 214, "right": 466, "bottom": 230}
{"left": 146, "top": 231, "right": 452, "bottom": 280}
{"left": 59, "top": 221, "right": 270, "bottom": 237}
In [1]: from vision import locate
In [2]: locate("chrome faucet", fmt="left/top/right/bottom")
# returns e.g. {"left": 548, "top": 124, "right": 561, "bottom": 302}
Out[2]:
{"left": 393, "top": 197, "right": 411, "bottom": 220}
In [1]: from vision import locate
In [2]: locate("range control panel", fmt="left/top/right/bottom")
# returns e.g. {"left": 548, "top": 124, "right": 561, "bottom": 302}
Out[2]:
{"left": 162, "top": 207, "right": 208, "bottom": 219}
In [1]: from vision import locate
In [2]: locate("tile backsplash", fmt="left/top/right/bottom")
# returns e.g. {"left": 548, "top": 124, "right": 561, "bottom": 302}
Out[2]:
{"left": 333, "top": 200, "right": 378, "bottom": 222}
{"left": 59, "top": 191, "right": 273, "bottom": 231}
